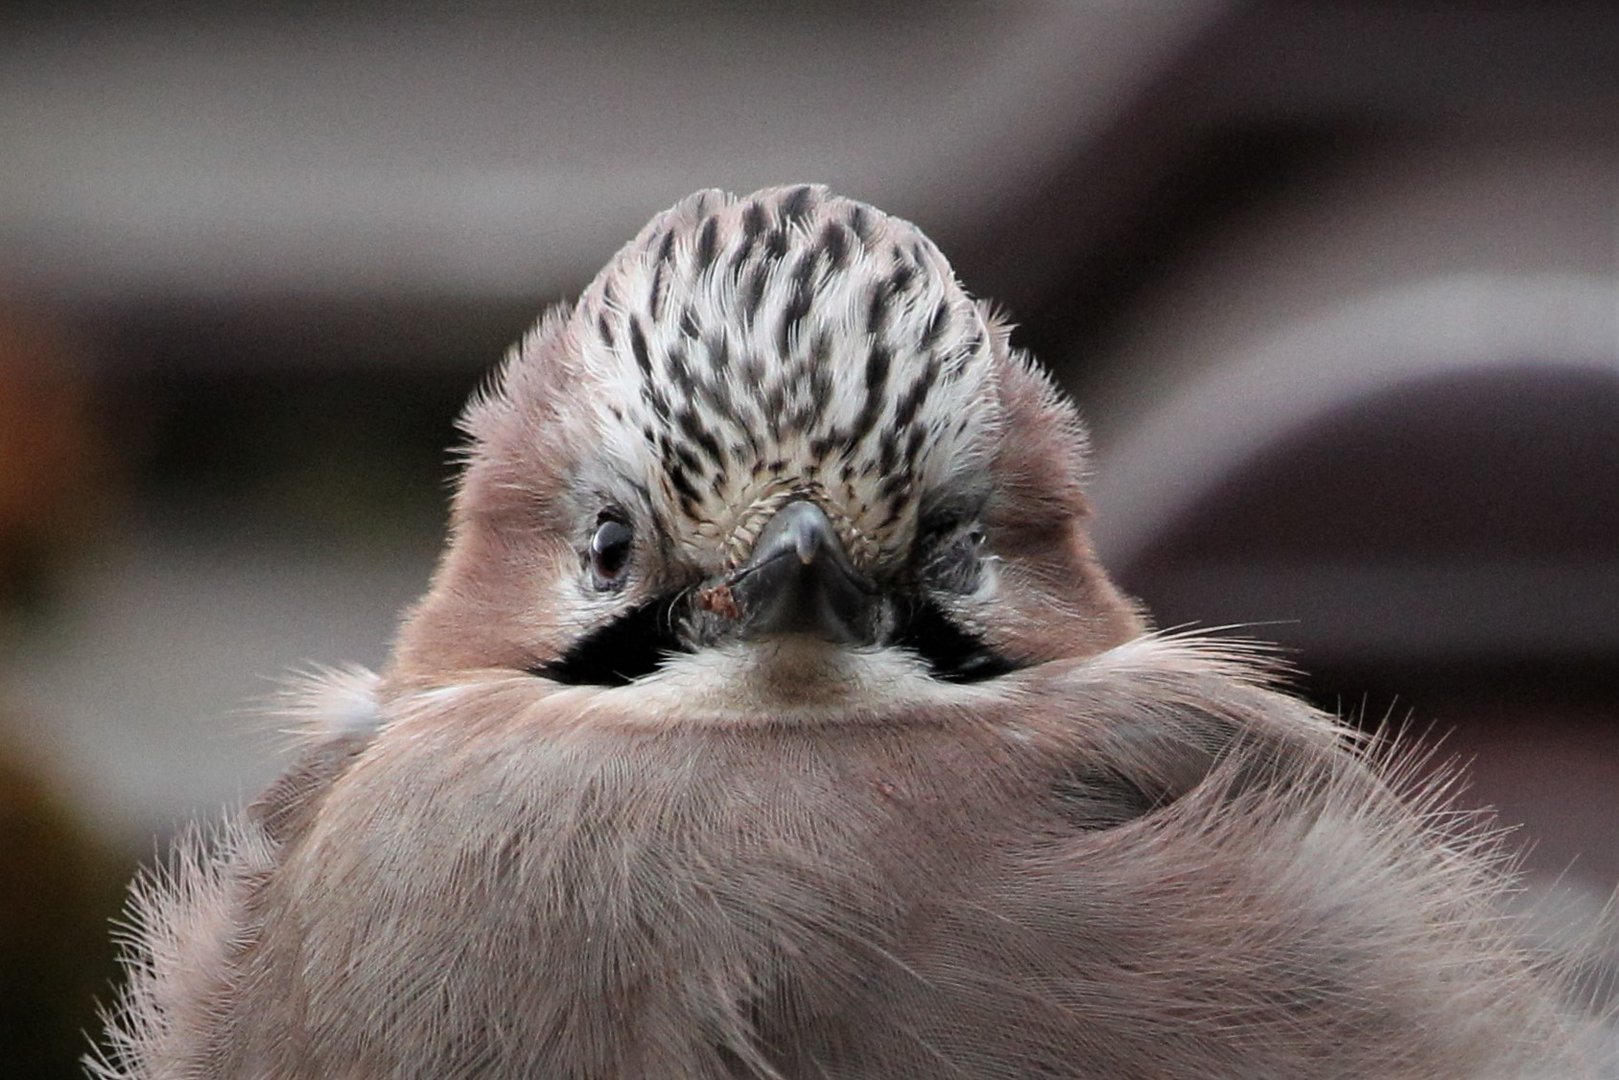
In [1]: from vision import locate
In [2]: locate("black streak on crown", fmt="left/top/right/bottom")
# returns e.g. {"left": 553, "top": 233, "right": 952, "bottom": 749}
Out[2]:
{"left": 696, "top": 216, "right": 720, "bottom": 273}
{"left": 629, "top": 318, "right": 652, "bottom": 375}
{"left": 778, "top": 251, "right": 819, "bottom": 356}
{"left": 780, "top": 185, "right": 815, "bottom": 226}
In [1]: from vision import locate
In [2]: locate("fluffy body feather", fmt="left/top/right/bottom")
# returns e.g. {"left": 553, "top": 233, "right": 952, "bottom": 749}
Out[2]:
{"left": 93, "top": 187, "right": 1597, "bottom": 1078}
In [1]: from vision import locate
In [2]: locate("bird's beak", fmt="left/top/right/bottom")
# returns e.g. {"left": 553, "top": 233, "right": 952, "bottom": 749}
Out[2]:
{"left": 710, "top": 499, "right": 879, "bottom": 644}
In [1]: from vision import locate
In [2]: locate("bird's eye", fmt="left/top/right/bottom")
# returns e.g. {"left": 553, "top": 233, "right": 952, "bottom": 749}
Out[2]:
{"left": 589, "top": 514, "right": 634, "bottom": 590}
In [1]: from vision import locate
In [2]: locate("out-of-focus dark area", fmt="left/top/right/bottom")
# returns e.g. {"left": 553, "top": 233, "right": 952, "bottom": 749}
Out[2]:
{"left": 1, "top": 3, "right": 1615, "bottom": 1073}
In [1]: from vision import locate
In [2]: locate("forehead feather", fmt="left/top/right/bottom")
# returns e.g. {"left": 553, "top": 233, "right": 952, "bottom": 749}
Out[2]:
{"left": 573, "top": 185, "right": 1000, "bottom": 568}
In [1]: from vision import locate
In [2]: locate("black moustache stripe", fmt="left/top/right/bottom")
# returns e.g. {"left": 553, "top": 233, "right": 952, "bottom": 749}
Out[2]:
{"left": 532, "top": 597, "right": 686, "bottom": 687}
{"left": 894, "top": 598, "right": 1020, "bottom": 684}
{"left": 532, "top": 594, "right": 1018, "bottom": 688}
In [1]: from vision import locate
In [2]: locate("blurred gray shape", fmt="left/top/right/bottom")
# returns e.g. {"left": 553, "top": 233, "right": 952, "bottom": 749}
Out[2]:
{"left": 1079, "top": 133, "right": 1619, "bottom": 665}
{"left": 0, "top": 4, "right": 1221, "bottom": 312}
{"left": 0, "top": 523, "right": 436, "bottom": 848}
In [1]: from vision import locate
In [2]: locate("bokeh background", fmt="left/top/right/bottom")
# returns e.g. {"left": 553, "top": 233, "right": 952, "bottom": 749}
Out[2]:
{"left": 2, "top": 3, "right": 1616, "bottom": 1074}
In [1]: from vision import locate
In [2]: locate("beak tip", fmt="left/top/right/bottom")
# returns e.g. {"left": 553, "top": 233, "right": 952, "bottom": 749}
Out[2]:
{"left": 795, "top": 534, "right": 819, "bottom": 565}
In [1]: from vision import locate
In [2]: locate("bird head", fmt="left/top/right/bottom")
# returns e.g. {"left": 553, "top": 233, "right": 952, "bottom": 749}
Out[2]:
{"left": 389, "top": 186, "right": 1141, "bottom": 708}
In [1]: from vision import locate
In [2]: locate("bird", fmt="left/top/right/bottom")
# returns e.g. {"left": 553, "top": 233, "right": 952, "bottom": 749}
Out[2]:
{"left": 93, "top": 185, "right": 1599, "bottom": 1078}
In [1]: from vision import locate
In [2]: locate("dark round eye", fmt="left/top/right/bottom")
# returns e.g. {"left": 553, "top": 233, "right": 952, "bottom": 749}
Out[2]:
{"left": 589, "top": 516, "right": 634, "bottom": 589}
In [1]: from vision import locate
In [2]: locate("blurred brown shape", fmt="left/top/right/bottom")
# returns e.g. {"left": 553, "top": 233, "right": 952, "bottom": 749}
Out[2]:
{"left": 0, "top": 721, "right": 128, "bottom": 1080}
{"left": 0, "top": 300, "right": 104, "bottom": 611}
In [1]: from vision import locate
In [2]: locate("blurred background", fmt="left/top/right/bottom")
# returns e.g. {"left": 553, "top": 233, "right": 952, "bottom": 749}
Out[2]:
{"left": 1, "top": 2, "right": 1616, "bottom": 1073}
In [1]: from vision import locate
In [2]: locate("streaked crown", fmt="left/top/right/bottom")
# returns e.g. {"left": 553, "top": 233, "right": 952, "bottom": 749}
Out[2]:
{"left": 576, "top": 185, "right": 1000, "bottom": 571}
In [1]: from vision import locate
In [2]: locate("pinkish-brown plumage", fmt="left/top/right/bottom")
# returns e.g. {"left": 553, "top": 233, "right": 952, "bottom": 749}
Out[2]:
{"left": 93, "top": 187, "right": 1600, "bottom": 1078}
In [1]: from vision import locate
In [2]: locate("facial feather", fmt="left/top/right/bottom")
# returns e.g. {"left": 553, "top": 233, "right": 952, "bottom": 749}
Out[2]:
{"left": 393, "top": 186, "right": 1142, "bottom": 689}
